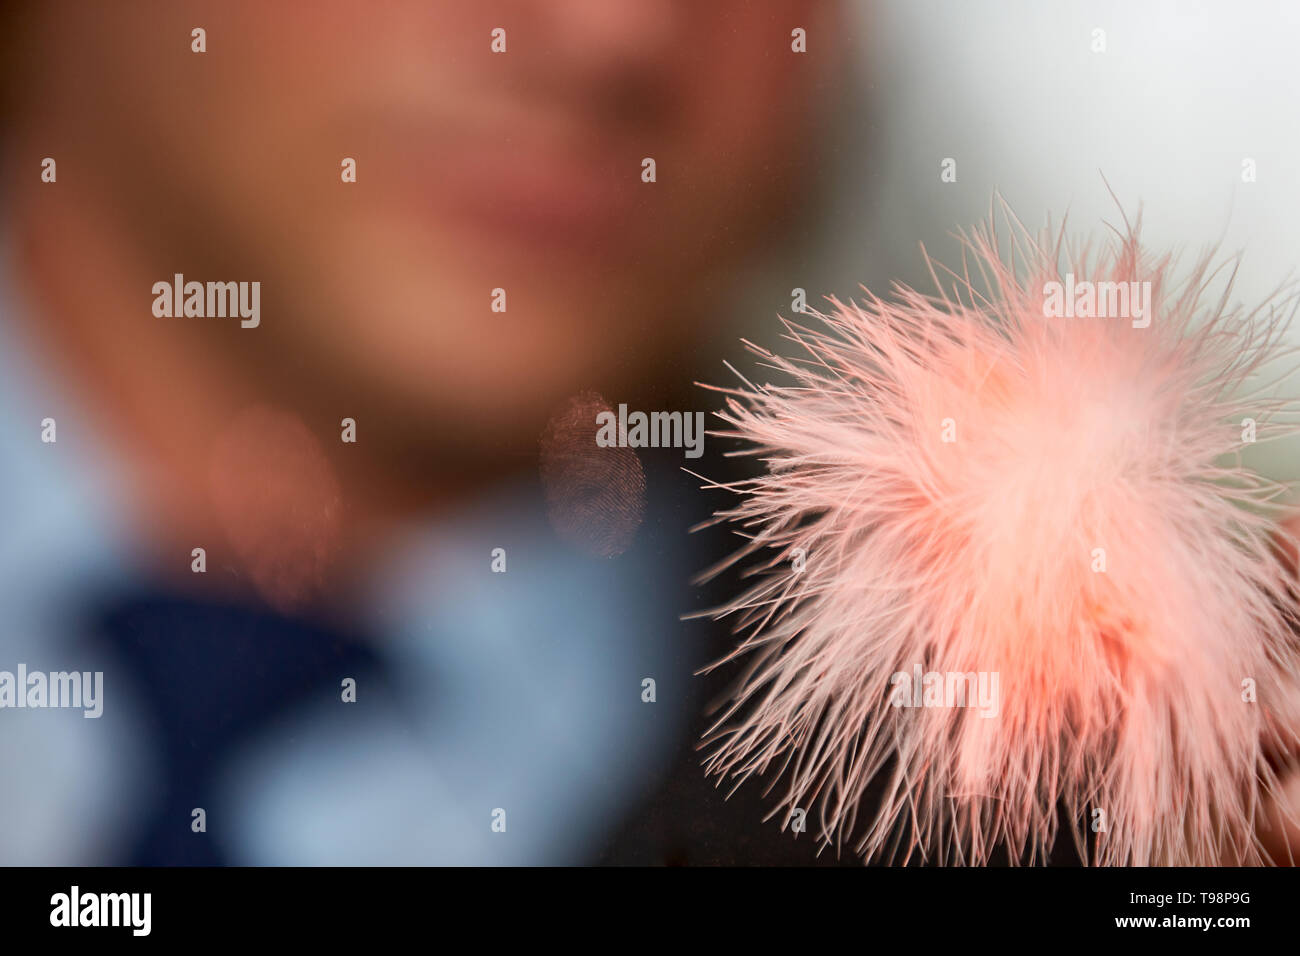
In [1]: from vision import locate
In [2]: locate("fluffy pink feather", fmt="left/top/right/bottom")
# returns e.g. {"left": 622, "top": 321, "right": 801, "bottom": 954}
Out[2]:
{"left": 694, "top": 203, "right": 1300, "bottom": 865}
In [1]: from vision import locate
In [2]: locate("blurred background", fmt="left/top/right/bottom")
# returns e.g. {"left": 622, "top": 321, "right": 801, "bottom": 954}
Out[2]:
{"left": 0, "top": 0, "right": 1297, "bottom": 865}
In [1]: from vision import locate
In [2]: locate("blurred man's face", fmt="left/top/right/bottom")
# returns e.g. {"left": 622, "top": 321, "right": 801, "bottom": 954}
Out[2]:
{"left": 16, "top": 1, "right": 835, "bottom": 447}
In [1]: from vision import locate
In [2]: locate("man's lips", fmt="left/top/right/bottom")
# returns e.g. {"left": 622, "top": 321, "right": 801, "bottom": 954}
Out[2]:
{"left": 436, "top": 149, "right": 636, "bottom": 243}
{"left": 370, "top": 124, "right": 647, "bottom": 255}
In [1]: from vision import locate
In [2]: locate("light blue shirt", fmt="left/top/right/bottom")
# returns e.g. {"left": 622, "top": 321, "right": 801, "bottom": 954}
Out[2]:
{"left": 0, "top": 268, "right": 688, "bottom": 865}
